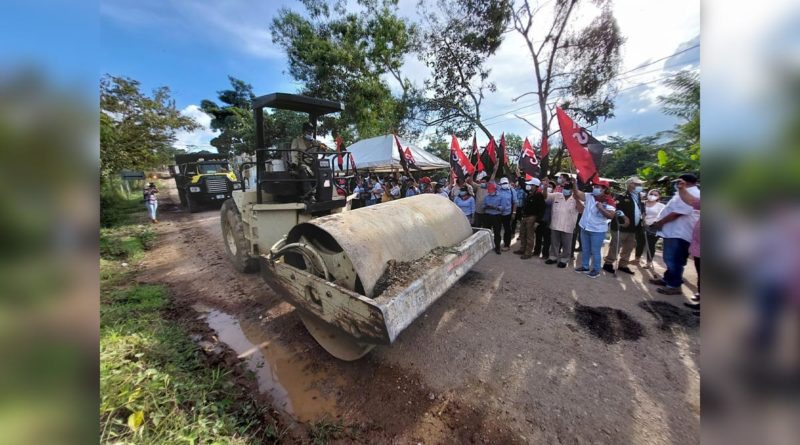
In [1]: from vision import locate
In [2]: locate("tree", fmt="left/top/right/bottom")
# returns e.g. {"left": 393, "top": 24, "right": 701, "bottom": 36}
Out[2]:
{"left": 271, "top": 0, "right": 423, "bottom": 141}
{"left": 639, "top": 70, "right": 700, "bottom": 180}
{"left": 425, "top": 135, "right": 450, "bottom": 161}
{"left": 419, "top": 0, "right": 512, "bottom": 140}
{"left": 201, "top": 76, "right": 308, "bottom": 156}
{"left": 510, "top": 0, "right": 624, "bottom": 176}
{"left": 600, "top": 135, "right": 659, "bottom": 179}
{"left": 100, "top": 75, "right": 199, "bottom": 178}
{"left": 503, "top": 133, "right": 524, "bottom": 163}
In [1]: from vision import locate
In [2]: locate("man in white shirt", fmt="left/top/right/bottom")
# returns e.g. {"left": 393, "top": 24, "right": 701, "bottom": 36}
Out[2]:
{"left": 573, "top": 181, "right": 617, "bottom": 278}
{"left": 649, "top": 173, "right": 701, "bottom": 294}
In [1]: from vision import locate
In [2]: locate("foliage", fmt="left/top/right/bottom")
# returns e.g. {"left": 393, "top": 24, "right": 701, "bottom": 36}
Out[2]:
{"left": 309, "top": 419, "right": 345, "bottom": 445}
{"left": 271, "top": 0, "right": 423, "bottom": 142}
{"left": 100, "top": 75, "right": 199, "bottom": 178}
{"left": 638, "top": 70, "right": 700, "bottom": 180}
{"left": 201, "top": 76, "right": 309, "bottom": 155}
{"left": 503, "top": 133, "right": 524, "bottom": 162}
{"left": 510, "top": 0, "right": 624, "bottom": 175}
{"left": 600, "top": 135, "right": 659, "bottom": 179}
{"left": 100, "top": 284, "right": 280, "bottom": 444}
{"left": 426, "top": 135, "right": 450, "bottom": 161}
{"left": 419, "top": 0, "right": 512, "bottom": 140}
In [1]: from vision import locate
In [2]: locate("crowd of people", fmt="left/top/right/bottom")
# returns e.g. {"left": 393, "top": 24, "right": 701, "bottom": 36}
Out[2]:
{"left": 348, "top": 169, "right": 701, "bottom": 310}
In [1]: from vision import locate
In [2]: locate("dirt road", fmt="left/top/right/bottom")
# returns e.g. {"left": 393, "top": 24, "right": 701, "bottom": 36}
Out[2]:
{"left": 138, "top": 184, "right": 699, "bottom": 444}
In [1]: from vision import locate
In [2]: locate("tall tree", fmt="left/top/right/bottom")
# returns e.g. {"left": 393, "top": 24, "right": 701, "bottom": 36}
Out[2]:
{"left": 100, "top": 75, "right": 198, "bottom": 178}
{"left": 419, "top": 0, "right": 512, "bottom": 140}
{"left": 271, "top": 0, "right": 423, "bottom": 141}
{"left": 511, "top": 0, "right": 623, "bottom": 176}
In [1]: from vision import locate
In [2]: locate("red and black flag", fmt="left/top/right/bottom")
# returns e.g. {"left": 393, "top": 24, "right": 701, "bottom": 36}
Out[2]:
{"left": 449, "top": 135, "right": 475, "bottom": 181}
{"left": 481, "top": 137, "right": 497, "bottom": 175}
{"left": 556, "top": 106, "right": 604, "bottom": 185}
{"left": 469, "top": 135, "right": 483, "bottom": 172}
{"left": 335, "top": 135, "right": 344, "bottom": 170}
{"left": 540, "top": 136, "right": 549, "bottom": 158}
{"left": 403, "top": 147, "right": 419, "bottom": 170}
{"left": 496, "top": 133, "right": 510, "bottom": 178}
{"left": 518, "top": 137, "right": 541, "bottom": 178}
{"left": 394, "top": 134, "right": 411, "bottom": 176}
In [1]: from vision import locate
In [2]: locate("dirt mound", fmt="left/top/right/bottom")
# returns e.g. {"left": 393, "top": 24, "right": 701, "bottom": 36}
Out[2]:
{"left": 573, "top": 304, "right": 645, "bottom": 344}
{"left": 638, "top": 300, "right": 700, "bottom": 331}
{"left": 372, "top": 247, "right": 449, "bottom": 297}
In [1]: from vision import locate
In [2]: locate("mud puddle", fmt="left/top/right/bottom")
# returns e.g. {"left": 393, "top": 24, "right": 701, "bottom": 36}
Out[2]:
{"left": 195, "top": 304, "right": 341, "bottom": 422}
{"left": 573, "top": 303, "right": 645, "bottom": 344}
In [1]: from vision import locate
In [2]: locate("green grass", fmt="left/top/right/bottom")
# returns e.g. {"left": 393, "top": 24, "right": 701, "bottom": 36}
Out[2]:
{"left": 309, "top": 419, "right": 346, "bottom": 445}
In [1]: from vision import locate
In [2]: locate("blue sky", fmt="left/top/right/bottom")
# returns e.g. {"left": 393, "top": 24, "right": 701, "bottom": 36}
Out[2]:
{"left": 96, "top": 0, "right": 700, "bottom": 150}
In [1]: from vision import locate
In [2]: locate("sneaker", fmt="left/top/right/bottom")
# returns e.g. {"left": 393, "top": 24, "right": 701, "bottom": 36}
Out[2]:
{"left": 544, "top": 259, "right": 557, "bottom": 265}
{"left": 618, "top": 266, "right": 634, "bottom": 275}
{"left": 690, "top": 293, "right": 700, "bottom": 302}
{"left": 513, "top": 250, "right": 524, "bottom": 255}
{"left": 574, "top": 266, "right": 590, "bottom": 273}
{"left": 602, "top": 264, "right": 615, "bottom": 274}
{"left": 557, "top": 262, "right": 567, "bottom": 268}
{"left": 644, "top": 262, "right": 653, "bottom": 270}
{"left": 684, "top": 301, "right": 700, "bottom": 310}
{"left": 649, "top": 278, "right": 666, "bottom": 286}
{"left": 587, "top": 270, "right": 601, "bottom": 279}
{"left": 657, "top": 286, "right": 683, "bottom": 295}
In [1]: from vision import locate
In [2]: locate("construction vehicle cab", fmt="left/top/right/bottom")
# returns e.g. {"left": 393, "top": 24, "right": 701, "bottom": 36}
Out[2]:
{"left": 220, "top": 93, "right": 493, "bottom": 360}
{"left": 171, "top": 153, "right": 241, "bottom": 213}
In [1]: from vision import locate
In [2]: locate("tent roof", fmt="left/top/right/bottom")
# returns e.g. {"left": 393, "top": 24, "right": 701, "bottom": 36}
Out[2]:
{"left": 340, "top": 134, "right": 449, "bottom": 172}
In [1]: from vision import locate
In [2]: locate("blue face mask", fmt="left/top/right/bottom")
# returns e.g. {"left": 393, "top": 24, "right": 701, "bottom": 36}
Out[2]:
{"left": 592, "top": 188, "right": 602, "bottom": 196}
{"left": 633, "top": 186, "right": 643, "bottom": 194}
{"left": 562, "top": 189, "right": 572, "bottom": 197}
{"left": 480, "top": 183, "right": 487, "bottom": 189}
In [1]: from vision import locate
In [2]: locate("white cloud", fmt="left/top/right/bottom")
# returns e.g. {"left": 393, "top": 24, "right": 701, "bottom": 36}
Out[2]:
{"left": 173, "top": 105, "right": 219, "bottom": 152}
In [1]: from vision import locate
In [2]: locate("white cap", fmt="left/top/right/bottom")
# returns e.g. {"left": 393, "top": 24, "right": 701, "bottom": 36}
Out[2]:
{"left": 476, "top": 171, "right": 488, "bottom": 181}
{"left": 499, "top": 177, "right": 509, "bottom": 185}
{"left": 525, "top": 178, "right": 541, "bottom": 186}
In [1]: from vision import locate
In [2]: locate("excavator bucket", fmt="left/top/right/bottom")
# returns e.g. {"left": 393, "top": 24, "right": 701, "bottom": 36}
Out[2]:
{"left": 260, "top": 194, "right": 493, "bottom": 360}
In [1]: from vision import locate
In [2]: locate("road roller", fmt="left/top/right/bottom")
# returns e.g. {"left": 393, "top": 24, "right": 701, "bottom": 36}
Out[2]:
{"left": 220, "top": 93, "right": 493, "bottom": 360}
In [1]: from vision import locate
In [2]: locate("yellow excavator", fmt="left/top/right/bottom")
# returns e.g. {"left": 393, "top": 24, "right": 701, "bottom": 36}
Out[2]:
{"left": 220, "top": 93, "right": 492, "bottom": 360}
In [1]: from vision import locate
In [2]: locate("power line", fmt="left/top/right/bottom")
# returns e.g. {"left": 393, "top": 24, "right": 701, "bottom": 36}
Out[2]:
{"left": 616, "top": 43, "right": 699, "bottom": 77}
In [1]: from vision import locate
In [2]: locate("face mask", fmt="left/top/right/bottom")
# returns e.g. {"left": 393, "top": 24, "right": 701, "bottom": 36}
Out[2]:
{"left": 633, "top": 186, "right": 643, "bottom": 194}
{"left": 546, "top": 187, "right": 553, "bottom": 194}
{"left": 501, "top": 184, "right": 510, "bottom": 190}
{"left": 480, "top": 183, "right": 487, "bottom": 189}
{"left": 557, "top": 178, "right": 564, "bottom": 184}
{"left": 525, "top": 185, "right": 532, "bottom": 191}
{"left": 562, "top": 189, "right": 572, "bottom": 197}
{"left": 674, "top": 183, "right": 680, "bottom": 191}
{"left": 648, "top": 195, "right": 659, "bottom": 202}
{"left": 592, "top": 188, "right": 602, "bottom": 196}
{"left": 459, "top": 192, "right": 467, "bottom": 197}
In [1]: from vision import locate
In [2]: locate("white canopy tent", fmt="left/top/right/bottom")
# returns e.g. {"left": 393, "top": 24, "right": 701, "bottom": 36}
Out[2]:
{"left": 335, "top": 134, "right": 449, "bottom": 172}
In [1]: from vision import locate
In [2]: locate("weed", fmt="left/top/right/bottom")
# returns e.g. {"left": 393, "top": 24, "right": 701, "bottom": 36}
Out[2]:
{"left": 310, "top": 419, "right": 345, "bottom": 445}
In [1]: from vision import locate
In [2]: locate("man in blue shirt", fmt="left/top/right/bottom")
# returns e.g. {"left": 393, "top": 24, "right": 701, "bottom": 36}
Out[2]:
{"left": 405, "top": 178, "right": 419, "bottom": 198}
{"left": 497, "top": 177, "right": 516, "bottom": 251}
{"left": 483, "top": 181, "right": 510, "bottom": 254}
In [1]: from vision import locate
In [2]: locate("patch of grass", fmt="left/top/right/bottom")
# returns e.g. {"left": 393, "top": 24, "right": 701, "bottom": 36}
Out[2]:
{"left": 100, "top": 284, "right": 280, "bottom": 444}
{"left": 309, "top": 419, "right": 345, "bottom": 445}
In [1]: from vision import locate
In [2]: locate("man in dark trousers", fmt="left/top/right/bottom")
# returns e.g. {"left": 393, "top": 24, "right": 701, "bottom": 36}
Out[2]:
{"left": 483, "top": 181, "right": 509, "bottom": 254}
{"left": 513, "top": 178, "right": 547, "bottom": 259}
{"left": 603, "top": 176, "right": 645, "bottom": 274}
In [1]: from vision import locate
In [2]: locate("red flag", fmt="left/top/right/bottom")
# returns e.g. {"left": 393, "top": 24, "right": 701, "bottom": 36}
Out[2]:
{"left": 525, "top": 173, "right": 533, "bottom": 181}
{"left": 556, "top": 106, "right": 599, "bottom": 184}
{"left": 335, "top": 135, "right": 344, "bottom": 170}
{"left": 518, "top": 137, "right": 540, "bottom": 177}
{"left": 449, "top": 136, "right": 475, "bottom": 181}
{"left": 500, "top": 133, "right": 509, "bottom": 166}
{"left": 540, "top": 136, "right": 549, "bottom": 158}
{"left": 471, "top": 136, "right": 485, "bottom": 172}
{"left": 486, "top": 138, "right": 497, "bottom": 164}
{"left": 349, "top": 152, "right": 357, "bottom": 170}
{"left": 403, "top": 147, "right": 418, "bottom": 170}
{"left": 394, "top": 134, "right": 410, "bottom": 175}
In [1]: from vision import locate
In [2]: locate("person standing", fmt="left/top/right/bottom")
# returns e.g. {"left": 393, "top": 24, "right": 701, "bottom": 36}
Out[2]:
{"left": 676, "top": 179, "right": 701, "bottom": 309}
{"left": 454, "top": 187, "right": 475, "bottom": 224}
{"left": 498, "top": 177, "right": 516, "bottom": 251}
{"left": 648, "top": 174, "right": 700, "bottom": 295}
{"left": 405, "top": 178, "right": 420, "bottom": 197}
{"left": 635, "top": 189, "right": 666, "bottom": 269}
{"left": 473, "top": 171, "right": 489, "bottom": 227}
{"left": 371, "top": 176, "right": 384, "bottom": 205}
{"left": 513, "top": 178, "right": 546, "bottom": 259}
{"left": 435, "top": 183, "right": 449, "bottom": 198}
{"left": 533, "top": 179, "right": 554, "bottom": 258}
{"left": 511, "top": 177, "right": 526, "bottom": 235}
{"left": 545, "top": 183, "right": 584, "bottom": 268}
{"left": 143, "top": 182, "right": 159, "bottom": 223}
{"left": 603, "top": 177, "right": 645, "bottom": 275}
{"left": 573, "top": 181, "right": 616, "bottom": 278}
{"left": 483, "top": 182, "right": 509, "bottom": 254}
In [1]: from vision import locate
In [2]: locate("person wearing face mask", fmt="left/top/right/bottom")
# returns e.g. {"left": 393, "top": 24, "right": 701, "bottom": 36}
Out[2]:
{"left": 514, "top": 178, "right": 546, "bottom": 259}
{"left": 473, "top": 171, "right": 489, "bottom": 227}
{"left": 533, "top": 178, "right": 554, "bottom": 258}
{"left": 454, "top": 186, "right": 475, "bottom": 224}
{"left": 511, "top": 177, "right": 526, "bottom": 235}
{"left": 572, "top": 180, "right": 617, "bottom": 278}
{"left": 648, "top": 173, "right": 700, "bottom": 295}
{"left": 635, "top": 189, "right": 666, "bottom": 269}
{"left": 483, "top": 182, "right": 510, "bottom": 254}
{"left": 544, "top": 183, "right": 584, "bottom": 267}
{"left": 602, "top": 176, "right": 645, "bottom": 275}
{"left": 497, "top": 177, "right": 516, "bottom": 251}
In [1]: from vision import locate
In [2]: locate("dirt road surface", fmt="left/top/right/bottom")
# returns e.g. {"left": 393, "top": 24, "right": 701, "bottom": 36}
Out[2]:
{"left": 138, "top": 183, "right": 699, "bottom": 444}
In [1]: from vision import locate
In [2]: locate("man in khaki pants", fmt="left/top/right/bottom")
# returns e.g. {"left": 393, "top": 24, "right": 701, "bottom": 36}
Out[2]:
{"left": 603, "top": 177, "right": 645, "bottom": 275}
{"left": 513, "top": 178, "right": 547, "bottom": 259}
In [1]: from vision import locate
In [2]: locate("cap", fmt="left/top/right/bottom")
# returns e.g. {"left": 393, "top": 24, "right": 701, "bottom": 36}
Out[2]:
{"left": 487, "top": 182, "right": 497, "bottom": 192}
{"left": 476, "top": 171, "right": 488, "bottom": 181}
{"left": 678, "top": 173, "right": 698, "bottom": 183}
{"left": 499, "top": 177, "right": 509, "bottom": 185}
{"left": 525, "top": 177, "right": 541, "bottom": 186}
{"left": 626, "top": 176, "right": 643, "bottom": 184}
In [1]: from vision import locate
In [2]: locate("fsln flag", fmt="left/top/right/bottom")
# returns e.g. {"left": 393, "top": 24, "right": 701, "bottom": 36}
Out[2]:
{"left": 555, "top": 107, "right": 601, "bottom": 184}
{"left": 497, "top": 133, "right": 509, "bottom": 178}
{"left": 403, "top": 147, "right": 419, "bottom": 170}
{"left": 335, "top": 135, "right": 344, "bottom": 170}
{"left": 518, "top": 137, "right": 541, "bottom": 177}
{"left": 540, "top": 136, "right": 549, "bottom": 158}
{"left": 470, "top": 135, "right": 483, "bottom": 172}
{"left": 394, "top": 134, "right": 410, "bottom": 174}
{"left": 450, "top": 136, "right": 475, "bottom": 181}
{"left": 480, "top": 138, "right": 497, "bottom": 175}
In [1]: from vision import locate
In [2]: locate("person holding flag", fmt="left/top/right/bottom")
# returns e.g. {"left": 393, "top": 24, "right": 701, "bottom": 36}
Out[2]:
{"left": 514, "top": 178, "right": 547, "bottom": 259}
{"left": 572, "top": 181, "right": 617, "bottom": 278}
